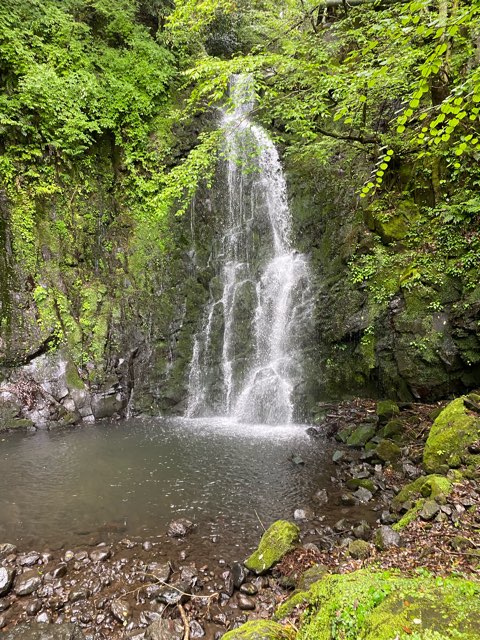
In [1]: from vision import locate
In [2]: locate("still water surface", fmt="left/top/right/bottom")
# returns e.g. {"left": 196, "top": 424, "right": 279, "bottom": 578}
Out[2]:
{"left": 0, "top": 417, "right": 340, "bottom": 551}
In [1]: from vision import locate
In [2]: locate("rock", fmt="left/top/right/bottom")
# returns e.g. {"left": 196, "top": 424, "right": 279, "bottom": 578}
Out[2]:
{"left": 346, "top": 478, "right": 376, "bottom": 493}
{"left": 290, "top": 454, "right": 305, "bottom": 466}
{"left": 231, "top": 562, "right": 247, "bottom": 589}
{"left": 353, "top": 487, "right": 373, "bottom": 503}
{"left": 148, "top": 562, "right": 171, "bottom": 584}
{"left": 36, "top": 613, "right": 52, "bottom": 624}
{"left": 313, "top": 488, "right": 329, "bottom": 504}
{"left": 189, "top": 620, "right": 205, "bottom": 638}
{"left": 332, "top": 450, "right": 345, "bottom": 463}
{"left": 69, "top": 589, "right": 90, "bottom": 603}
{"left": 145, "top": 619, "right": 184, "bottom": 640}
{"left": 52, "top": 564, "right": 68, "bottom": 579}
{"left": 111, "top": 599, "right": 131, "bottom": 624}
{"left": 375, "top": 439, "right": 402, "bottom": 463}
{"left": 293, "top": 508, "right": 313, "bottom": 521}
{"left": 0, "top": 567, "right": 15, "bottom": 597}
{"left": 382, "top": 419, "right": 404, "bottom": 439}
{"left": 239, "top": 582, "right": 258, "bottom": 596}
{"left": 26, "top": 601, "right": 42, "bottom": 616}
{"left": 374, "top": 526, "right": 401, "bottom": 550}
{"left": 347, "top": 539, "right": 371, "bottom": 559}
{"left": 14, "top": 571, "right": 42, "bottom": 596}
{"left": 157, "top": 581, "right": 190, "bottom": 605}
{"left": 306, "top": 427, "right": 321, "bottom": 438}
{"left": 424, "top": 397, "right": 480, "bottom": 472}
{"left": 167, "top": 518, "right": 194, "bottom": 538}
{"left": 297, "top": 565, "right": 328, "bottom": 590}
{"left": 244, "top": 520, "right": 300, "bottom": 574}
{"left": 89, "top": 547, "right": 111, "bottom": 562}
{"left": 346, "top": 423, "right": 376, "bottom": 447}
{"left": 380, "top": 511, "right": 396, "bottom": 525}
{"left": 0, "top": 543, "right": 17, "bottom": 560}
{"left": 222, "top": 570, "right": 234, "bottom": 596}
{"left": 393, "top": 475, "right": 452, "bottom": 510}
{"left": 376, "top": 400, "right": 400, "bottom": 424}
{"left": 341, "top": 493, "right": 356, "bottom": 505}
{"left": 353, "top": 521, "right": 371, "bottom": 540}
{"left": 237, "top": 594, "right": 256, "bottom": 610}
{"left": 1, "top": 623, "right": 85, "bottom": 639}
{"left": 419, "top": 499, "right": 440, "bottom": 521}
{"left": 222, "top": 620, "right": 294, "bottom": 639}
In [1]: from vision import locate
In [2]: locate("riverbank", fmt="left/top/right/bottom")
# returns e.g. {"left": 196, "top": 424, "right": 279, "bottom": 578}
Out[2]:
{"left": 0, "top": 396, "right": 479, "bottom": 638}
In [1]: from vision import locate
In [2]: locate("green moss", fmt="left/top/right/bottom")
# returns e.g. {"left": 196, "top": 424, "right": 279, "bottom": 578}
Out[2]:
{"left": 222, "top": 620, "right": 295, "bottom": 640}
{"left": 393, "top": 475, "right": 452, "bottom": 511}
{"left": 291, "top": 569, "right": 480, "bottom": 640}
{"left": 346, "top": 478, "right": 376, "bottom": 493}
{"left": 423, "top": 397, "right": 480, "bottom": 472}
{"left": 65, "top": 360, "right": 85, "bottom": 390}
{"left": 245, "top": 521, "right": 300, "bottom": 574}
{"left": 346, "top": 423, "right": 376, "bottom": 447}
{"left": 375, "top": 439, "right": 402, "bottom": 462}
{"left": 376, "top": 400, "right": 400, "bottom": 423}
{"left": 392, "top": 500, "right": 424, "bottom": 531}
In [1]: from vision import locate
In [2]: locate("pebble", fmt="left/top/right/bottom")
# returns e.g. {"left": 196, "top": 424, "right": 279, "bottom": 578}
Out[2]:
{"left": 239, "top": 582, "right": 258, "bottom": 596}
{"left": 26, "top": 600, "right": 42, "bottom": 616}
{"left": 52, "top": 564, "right": 68, "bottom": 579}
{"left": 167, "top": 519, "right": 194, "bottom": 538}
{"left": 231, "top": 562, "right": 246, "bottom": 589}
{"left": 189, "top": 620, "right": 205, "bottom": 638}
{"left": 14, "top": 571, "right": 42, "bottom": 596}
{"left": 89, "top": 548, "right": 111, "bottom": 562}
{"left": 111, "top": 599, "right": 131, "bottom": 623}
{"left": 237, "top": 593, "right": 256, "bottom": 610}
{"left": 36, "top": 612, "right": 51, "bottom": 624}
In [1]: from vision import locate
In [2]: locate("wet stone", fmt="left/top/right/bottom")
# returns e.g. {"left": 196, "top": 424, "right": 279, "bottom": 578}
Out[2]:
{"left": 111, "top": 599, "right": 131, "bottom": 623}
{"left": 353, "top": 487, "right": 373, "bottom": 503}
{"left": 0, "top": 599, "right": 11, "bottom": 612}
{"left": 15, "top": 571, "right": 42, "bottom": 596}
{"left": 143, "top": 541, "right": 153, "bottom": 552}
{"left": 420, "top": 500, "right": 440, "bottom": 521}
{"left": 26, "top": 600, "right": 42, "bottom": 616}
{"left": 231, "top": 562, "right": 247, "bottom": 590}
{"left": 222, "top": 570, "right": 234, "bottom": 596}
{"left": 52, "top": 564, "right": 68, "bottom": 579}
{"left": 0, "top": 567, "right": 15, "bottom": 597}
{"left": 148, "top": 562, "right": 171, "bottom": 584}
{"left": 237, "top": 594, "right": 256, "bottom": 610}
{"left": 89, "top": 548, "right": 111, "bottom": 562}
{"left": 189, "top": 620, "right": 205, "bottom": 638}
{"left": 64, "top": 551, "right": 75, "bottom": 562}
{"left": 314, "top": 488, "right": 328, "bottom": 504}
{"left": 157, "top": 581, "right": 190, "bottom": 605}
{"left": 69, "top": 588, "right": 90, "bottom": 603}
{"left": 0, "top": 544, "right": 17, "bottom": 561}
{"left": 18, "top": 552, "right": 40, "bottom": 567}
{"left": 167, "top": 519, "right": 194, "bottom": 538}
{"left": 145, "top": 619, "right": 184, "bottom": 640}
{"left": 374, "top": 526, "right": 401, "bottom": 550}
{"left": 36, "top": 612, "right": 52, "bottom": 624}
{"left": 239, "top": 582, "right": 258, "bottom": 596}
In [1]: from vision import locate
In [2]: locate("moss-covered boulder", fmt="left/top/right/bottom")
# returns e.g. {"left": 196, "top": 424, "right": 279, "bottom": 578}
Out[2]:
{"left": 245, "top": 521, "right": 300, "bottom": 574}
{"left": 222, "top": 620, "right": 294, "bottom": 640}
{"left": 375, "top": 439, "right": 402, "bottom": 463}
{"left": 376, "top": 400, "right": 400, "bottom": 423}
{"left": 393, "top": 475, "right": 452, "bottom": 511}
{"left": 423, "top": 396, "right": 480, "bottom": 472}
{"left": 346, "top": 423, "right": 376, "bottom": 447}
{"left": 277, "top": 569, "right": 480, "bottom": 640}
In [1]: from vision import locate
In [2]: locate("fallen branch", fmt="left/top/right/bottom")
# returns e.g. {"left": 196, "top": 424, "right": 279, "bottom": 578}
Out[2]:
{"left": 178, "top": 603, "right": 190, "bottom": 640}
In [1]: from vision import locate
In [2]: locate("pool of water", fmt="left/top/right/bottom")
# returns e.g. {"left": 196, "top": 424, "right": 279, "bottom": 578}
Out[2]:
{"left": 0, "top": 417, "right": 354, "bottom": 553}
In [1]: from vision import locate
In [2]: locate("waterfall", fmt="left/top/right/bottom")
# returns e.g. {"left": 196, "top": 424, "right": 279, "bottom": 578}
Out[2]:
{"left": 187, "top": 75, "right": 312, "bottom": 424}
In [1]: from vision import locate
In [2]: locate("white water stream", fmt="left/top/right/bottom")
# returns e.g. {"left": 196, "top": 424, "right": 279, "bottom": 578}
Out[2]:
{"left": 187, "top": 75, "right": 312, "bottom": 424}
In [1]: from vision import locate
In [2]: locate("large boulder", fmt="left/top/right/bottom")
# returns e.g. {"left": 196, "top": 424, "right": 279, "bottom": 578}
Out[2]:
{"left": 245, "top": 520, "right": 299, "bottom": 574}
{"left": 423, "top": 396, "right": 480, "bottom": 472}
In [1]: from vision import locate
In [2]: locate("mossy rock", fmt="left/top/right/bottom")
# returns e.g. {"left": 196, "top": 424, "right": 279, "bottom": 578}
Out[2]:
{"left": 222, "top": 620, "right": 295, "bottom": 640}
{"left": 346, "top": 478, "right": 376, "bottom": 493}
{"left": 423, "top": 397, "right": 480, "bottom": 472}
{"left": 375, "top": 439, "right": 402, "bottom": 463}
{"left": 382, "top": 418, "right": 404, "bottom": 440}
{"left": 297, "top": 565, "right": 329, "bottom": 591}
{"left": 393, "top": 475, "right": 452, "bottom": 511}
{"left": 347, "top": 539, "right": 371, "bottom": 559}
{"left": 245, "top": 520, "right": 300, "bottom": 574}
{"left": 285, "top": 569, "right": 480, "bottom": 640}
{"left": 376, "top": 400, "right": 400, "bottom": 423}
{"left": 392, "top": 499, "right": 424, "bottom": 531}
{"left": 346, "top": 423, "right": 376, "bottom": 447}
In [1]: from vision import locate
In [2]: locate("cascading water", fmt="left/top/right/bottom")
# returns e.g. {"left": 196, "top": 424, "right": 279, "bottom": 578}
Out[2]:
{"left": 187, "top": 75, "right": 312, "bottom": 424}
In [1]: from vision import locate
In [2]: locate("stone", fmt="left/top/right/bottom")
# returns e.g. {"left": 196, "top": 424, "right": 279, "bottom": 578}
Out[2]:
{"left": 231, "top": 562, "right": 247, "bottom": 589}
{"left": 376, "top": 400, "right": 400, "bottom": 423}
{"left": 353, "top": 487, "right": 373, "bottom": 503}
{"left": 148, "top": 562, "right": 171, "bottom": 584}
{"left": 26, "top": 601, "right": 42, "bottom": 616}
{"left": 89, "top": 547, "right": 111, "bottom": 562}
{"left": 313, "top": 488, "right": 329, "bottom": 504}
{"left": 290, "top": 454, "right": 305, "bottom": 466}
{"left": 145, "top": 619, "right": 184, "bottom": 640}
{"left": 1, "top": 623, "right": 85, "bottom": 639}
{"left": 346, "top": 423, "right": 376, "bottom": 447}
{"left": 52, "top": 564, "right": 68, "bottom": 579}
{"left": 0, "top": 567, "right": 15, "bottom": 597}
{"left": 419, "top": 499, "right": 440, "bottom": 521}
{"left": 332, "top": 450, "right": 345, "bottom": 463}
{"left": 293, "top": 508, "right": 313, "bottom": 521}
{"left": 375, "top": 439, "right": 402, "bottom": 463}
{"left": 244, "top": 520, "right": 300, "bottom": 574}
{"left": 424, "top": 397, "right": 480, "bottom": 472}
{"left": 14, "top": 571, "right": 42, "bottom": 596}
{"left": 346, "top": 478, "right": 376, "bottom": 493}
{"left": 222, "top": 620, "right": 294, "bottom": 639}
{"left": 353, "top": 521, "right": 371, "bottom": 540}
{"left": 297, "top": 565, "right": 328, "bottom": 590}
{"left": 189, "top": 620, "right": 205, "bottom": 638}
{"left": 237, "top": 594, "right": 256, "bottom": 610}
{"left": 156, "top": 581, "right": 190, "bottom": 605}
{"left": 347, "top": 539, "right": 371, "bottom": 560}
{"left": 111, "top": 599, "right": 131, "bottom": 624}
{"left": 382, "top": 419, "right": 404, "bottom": 439}
{"left": 0, "top": 543, "right": 17, "bottom": 560}
{"left": 341, "top": 493, "right": 356, "bottom": 505}
{"left": 167, "top": 518, "right": 194, "bottom": 538}
{"left": 239, "top": 582, "right": 258, "bottom": 596}
{"left": 222, "top": 570, "right": 234, "bottom": 596}
{"left": 19, "top": 553, "right": 40, "bottom": 567}
{"left": 374, "top": 526, "right": 401, "bottom": 550}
